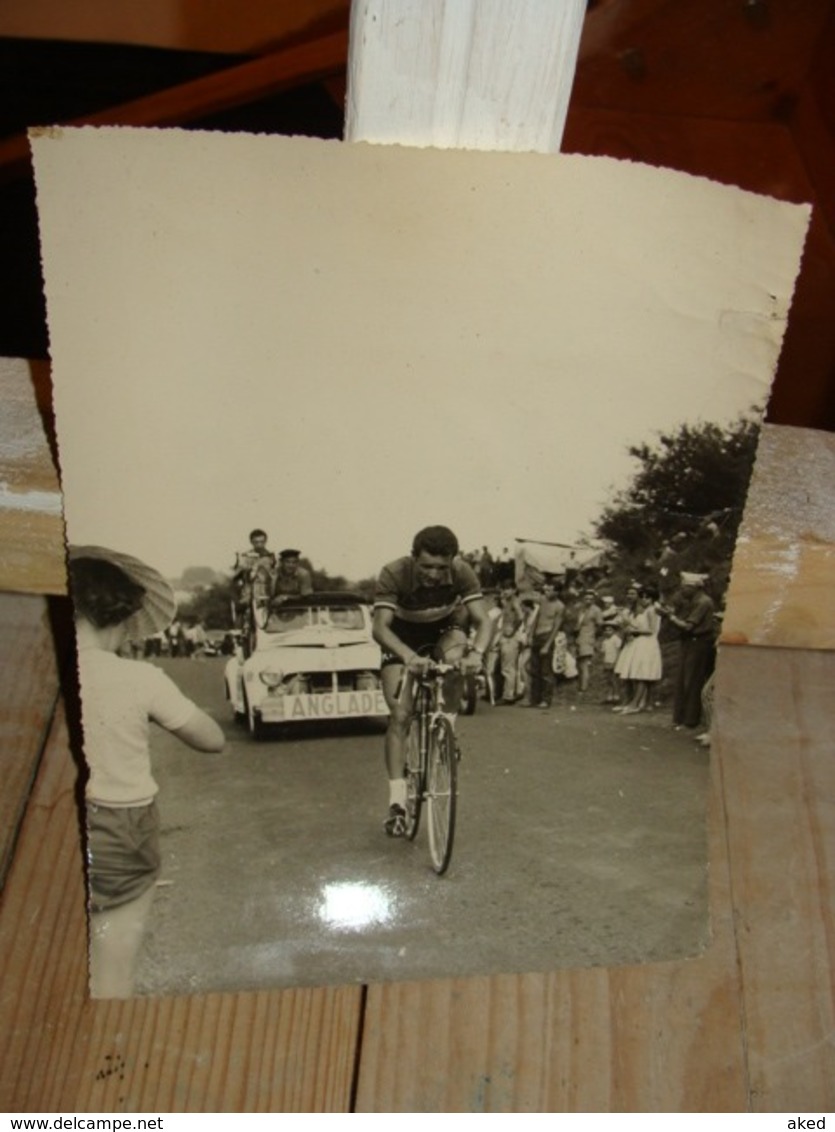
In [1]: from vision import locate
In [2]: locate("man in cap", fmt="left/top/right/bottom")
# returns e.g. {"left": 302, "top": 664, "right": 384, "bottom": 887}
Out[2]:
{"left": 271, "top": 548, "right": 313, "bottom": 604}
{"left": 666, "top": 572, "right": 716, "bottom": 729}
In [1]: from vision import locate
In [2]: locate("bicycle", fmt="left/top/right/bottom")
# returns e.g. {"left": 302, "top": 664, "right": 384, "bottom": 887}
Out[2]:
{"left": 400, "top": 660, "right": 462, "bottom": 875}
{"left": 231, "top": 563, "right": 275, "bottom": 657}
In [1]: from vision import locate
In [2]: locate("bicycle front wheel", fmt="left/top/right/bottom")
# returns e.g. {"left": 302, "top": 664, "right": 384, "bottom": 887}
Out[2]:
{"left": 426, "top": 715, "right": 458, "bottom": 874}
{"left": 404, "top": 715, "right": 423, "bottom": 841}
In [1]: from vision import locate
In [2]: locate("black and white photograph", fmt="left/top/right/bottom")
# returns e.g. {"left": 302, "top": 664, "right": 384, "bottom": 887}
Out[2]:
{"left": 30, "top": 125, "right": 809, "bottom": 998}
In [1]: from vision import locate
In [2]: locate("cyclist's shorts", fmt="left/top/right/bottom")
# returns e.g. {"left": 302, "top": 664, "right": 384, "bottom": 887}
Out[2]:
{"left": 381, "top": 617, "right": 467, "bottom": 668}
{"left": 86, "top": 799, "right": 161, "bottom": 912}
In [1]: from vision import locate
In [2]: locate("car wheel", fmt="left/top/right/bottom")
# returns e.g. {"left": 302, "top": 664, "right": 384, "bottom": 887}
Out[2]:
{"left": 244, "top": 690, "right": 269, "bottom": 741}
{"left": 251, "top": 713, "right": 271, "bottom": 741}
{"left": 226, "top": 676, "right": 246, "bottom": 725}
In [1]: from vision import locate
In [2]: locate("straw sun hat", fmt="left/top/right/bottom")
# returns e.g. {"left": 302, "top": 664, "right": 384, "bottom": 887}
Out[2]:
{"left": 68, "top": 545, "right": 177, "bottom": 639}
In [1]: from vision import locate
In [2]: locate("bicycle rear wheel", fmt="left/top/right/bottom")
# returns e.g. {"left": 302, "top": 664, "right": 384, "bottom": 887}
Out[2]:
{"left": 426, "top": 715, "right": 458, "bottom": 874}
{"left": 404, "top": 715, "right": 423, "bottom": 841}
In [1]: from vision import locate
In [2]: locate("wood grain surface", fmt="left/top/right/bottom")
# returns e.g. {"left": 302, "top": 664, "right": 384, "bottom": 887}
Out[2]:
{"left": 714, "top": 646, "right": 835, "bottom": 1112}
{"left": 0, "top": 358, "right": 65, "bottom": 595}
{"left": 0, "top": 601, "right": 363, "bottom": 1113}
{"left": 0, "top": 0, "right": 351, "bottom": 56}
{"left": 2, "top": 598, "right": 833, "bottom": 1110}
{"left": 722, "top": 425, "right": 835, "bottom": 650}
{"left": 0, "top": 593, "right": 61, "bottom": 883}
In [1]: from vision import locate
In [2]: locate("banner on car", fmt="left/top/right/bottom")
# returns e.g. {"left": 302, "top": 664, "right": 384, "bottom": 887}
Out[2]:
{"left": 260, "top": 689, "right": 388, "bottom": 722}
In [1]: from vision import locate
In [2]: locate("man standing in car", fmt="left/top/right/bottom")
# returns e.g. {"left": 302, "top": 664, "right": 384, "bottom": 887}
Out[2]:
{"left": 231, "top": 529, "right": 277, "bottom": 627}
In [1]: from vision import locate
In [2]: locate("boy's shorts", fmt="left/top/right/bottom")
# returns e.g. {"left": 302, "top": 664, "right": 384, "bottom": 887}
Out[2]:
{"left": 86, "top": 800, "right": 161, "bottom": 912}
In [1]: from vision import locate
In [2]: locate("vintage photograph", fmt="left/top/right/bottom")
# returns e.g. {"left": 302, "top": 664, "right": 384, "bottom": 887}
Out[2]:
{"left": 30, "top": 126, "right": 809, "bottom": 997}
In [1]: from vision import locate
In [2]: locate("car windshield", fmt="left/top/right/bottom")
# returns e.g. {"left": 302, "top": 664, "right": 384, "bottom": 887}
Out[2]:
{"left": 265, "top": 604, "right": 365, "bottom": 633}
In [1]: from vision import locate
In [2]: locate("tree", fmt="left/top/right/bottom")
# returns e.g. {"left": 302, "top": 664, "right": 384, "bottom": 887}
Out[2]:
{"left": 594, "top": 413, "right": 761, "bottom": 600}
{"left": 178, "top": 565, "right": 224, "bottom": 590}
{"left": 301, "top": 558, "right": 376, "bottom": 599}
{"left": 179, "top": 578, "right": 235, "bottom": 629}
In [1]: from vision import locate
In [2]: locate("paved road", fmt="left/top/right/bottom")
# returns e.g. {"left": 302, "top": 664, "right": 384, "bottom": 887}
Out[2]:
{"left": 135, "top": 657, "right": 711, "bottom": 996}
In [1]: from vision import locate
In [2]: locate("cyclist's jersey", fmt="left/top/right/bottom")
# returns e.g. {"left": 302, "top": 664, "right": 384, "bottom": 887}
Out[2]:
{"left": 373, "top": 556, "right": 482, "bottom": 625}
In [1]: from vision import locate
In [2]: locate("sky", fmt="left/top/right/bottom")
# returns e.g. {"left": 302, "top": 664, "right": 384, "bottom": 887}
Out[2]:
{"left": 32, "top": 128, "right": 808, "bottom": 585}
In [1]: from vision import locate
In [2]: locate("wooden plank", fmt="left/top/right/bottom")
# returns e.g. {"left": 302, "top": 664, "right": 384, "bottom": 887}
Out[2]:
{"left": 0, "top": 0, "right": 350, "bottom": 56}
{"left": 0, "top": 648, "right": 364, "bottom": 1112}
{"left": 563, "top": 105, "right": 813, "bottom": 200}
{"left": 0, "top": 592, "right": 60, "bottom": 885}
{"left": 717, "top": 646, "right": 835, "bottom": 1111}
{"left": 790, "top": 81, "right": 835, "bottom": 245}
{"left": 767, "top": 205, "right": 835, "bottom": 433}
{"left": 0, "top": 699, "right": 92, "bottom": 1111}
{"left": 571, "top": 0, "right": 832, "bottom": 124}
{"left": 356, "top": 720, "right": 748, "bottom": 1110}
{"left": 0, "top": 30, "right": 349, "bottom": 182}
{"left": 0, "top": 357, "right": 65, "bottom": 595}
{"left": 72, "top": 986, "right": 362, "bottom": 1112}
{"left": 723, "top": 425, "right": 835, "bottom": 650}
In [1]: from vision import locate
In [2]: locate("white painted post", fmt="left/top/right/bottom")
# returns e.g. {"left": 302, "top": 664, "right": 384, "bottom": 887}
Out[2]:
{"left": 344, "top": 0, "right": 587, "bottom": 153}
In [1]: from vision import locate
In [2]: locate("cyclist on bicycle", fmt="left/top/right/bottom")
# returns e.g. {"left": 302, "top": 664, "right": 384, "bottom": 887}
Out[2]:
{"left": 373, "top": 525, "right": 494, "bottom": 837}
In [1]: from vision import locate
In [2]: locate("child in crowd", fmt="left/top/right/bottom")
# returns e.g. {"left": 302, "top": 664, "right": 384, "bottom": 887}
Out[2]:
{"left": 599, "top": 622, "right": 623, "bottom": 704}
{"left": 70, "top": 545, "right": 225, "bottom": 997}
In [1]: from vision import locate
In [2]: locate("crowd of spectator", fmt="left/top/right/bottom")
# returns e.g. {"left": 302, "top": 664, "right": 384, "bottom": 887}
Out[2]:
{"left": 461, "top": 545, "right": 515, "bottom": 589}
{"left": 121, "top": 617, "right": 220, "bottom": 659}
{"left": 478, "top": 568, "right": 719, "bottom": 747}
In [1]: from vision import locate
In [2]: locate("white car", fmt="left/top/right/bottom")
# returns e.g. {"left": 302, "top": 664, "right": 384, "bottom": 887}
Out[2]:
{"left": 224, "top": 591, "right": 389, "bottom": 739}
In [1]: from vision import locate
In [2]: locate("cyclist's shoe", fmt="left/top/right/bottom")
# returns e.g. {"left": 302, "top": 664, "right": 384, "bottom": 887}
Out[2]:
{"left": 384, "top": 804, "right": 408, "bottom": 838}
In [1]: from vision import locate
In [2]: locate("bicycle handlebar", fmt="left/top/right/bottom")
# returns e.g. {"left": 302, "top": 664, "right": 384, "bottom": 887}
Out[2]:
{"left": 396, "top": 659, "right": 459, "bottom": 703}
{"left": 419, "top": 659, "right": 458, "bottom": 674}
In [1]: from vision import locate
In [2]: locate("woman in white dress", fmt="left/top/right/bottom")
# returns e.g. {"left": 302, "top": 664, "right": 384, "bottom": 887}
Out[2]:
{"left": 620, "top": 585, "right": 663, "bottom": 714}
{"left": 612, "top": 585, "right": 641, "bottom": 709}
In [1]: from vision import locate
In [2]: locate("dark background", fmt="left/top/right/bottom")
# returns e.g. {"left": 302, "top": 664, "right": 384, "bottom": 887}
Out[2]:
{"left": 2, "top": 0, "right": 833, "bottom": 427}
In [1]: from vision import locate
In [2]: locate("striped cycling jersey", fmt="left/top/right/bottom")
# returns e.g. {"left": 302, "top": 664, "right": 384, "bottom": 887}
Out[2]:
{"left": 373, "top": 556, "right": 482, "bottom": 624}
